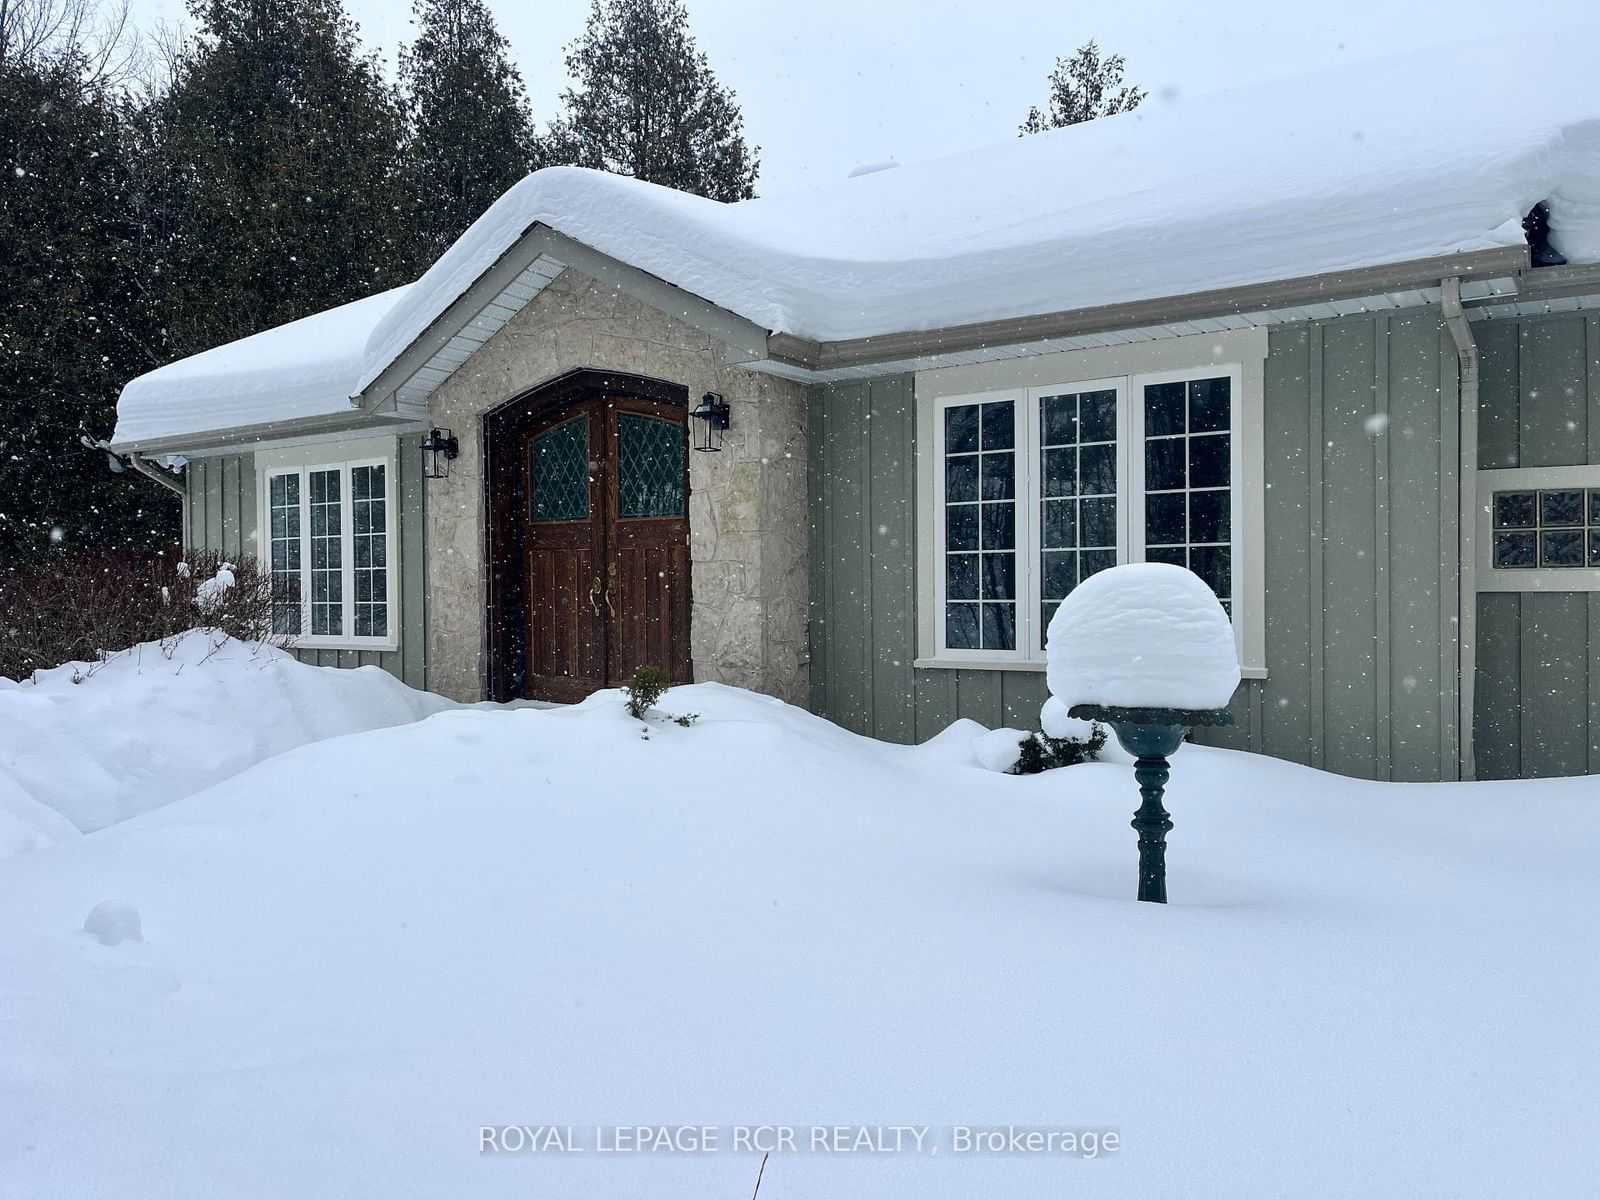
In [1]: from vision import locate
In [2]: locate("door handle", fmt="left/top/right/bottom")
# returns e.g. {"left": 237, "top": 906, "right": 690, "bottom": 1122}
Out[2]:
{"left": 589, "top": 577, "right": 602, "bottom": 616}
{"left": 605, "top": 560, "right": 617, "bottom": 618}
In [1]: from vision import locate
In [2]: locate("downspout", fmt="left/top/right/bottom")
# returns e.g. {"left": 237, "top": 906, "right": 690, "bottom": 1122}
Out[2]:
{"left": 83, "top": 437, "right": 190, "bottom": 542}
{"left": 1441, "top": 277, "right": 1478, "bottom": 781}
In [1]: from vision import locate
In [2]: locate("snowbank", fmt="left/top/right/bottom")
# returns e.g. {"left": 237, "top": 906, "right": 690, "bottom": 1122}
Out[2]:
{"left": 0, "top": 632, "right": 454, "bottom": 840}
{"left": 118, "top": 36, "right": 1600, "bottom": 446}
{"left": 0, "top": 682, "right": 1593, "bottom": 1197}
{"left": 0, "top": 773, "right": 81, "bottom": 859}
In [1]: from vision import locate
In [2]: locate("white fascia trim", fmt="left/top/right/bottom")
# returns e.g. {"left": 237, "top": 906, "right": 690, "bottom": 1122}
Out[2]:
{"left": 914, "top": 327, "right": 1269, "bottom": 674}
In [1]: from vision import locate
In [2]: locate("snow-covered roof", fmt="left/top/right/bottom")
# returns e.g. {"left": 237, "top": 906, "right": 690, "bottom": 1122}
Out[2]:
{"left": 113, "top": 286, "right": 412, "bottom": 447}
{"left": 116, "top": 35, "right": 1600, "bottom": 447}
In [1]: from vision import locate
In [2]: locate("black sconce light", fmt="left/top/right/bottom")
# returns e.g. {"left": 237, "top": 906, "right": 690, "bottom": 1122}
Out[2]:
{"left": 421, "top": 427, "right": 459, "bottom": 479}
{"left": 690, "top": 392, "right": 730, "bottom": 453}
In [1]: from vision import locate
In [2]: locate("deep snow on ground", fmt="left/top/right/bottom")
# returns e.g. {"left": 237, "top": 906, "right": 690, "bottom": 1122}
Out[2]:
{"left": 0, "top": 633, "right": 454, "bottom": 845}
{"left": 0, "top": 681, "right": 1593, "bottom": 1197}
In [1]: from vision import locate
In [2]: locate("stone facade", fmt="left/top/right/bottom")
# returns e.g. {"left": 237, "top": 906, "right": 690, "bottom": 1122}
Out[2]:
{"left": 425, "top": 268, "right": 810, "bottom": 706}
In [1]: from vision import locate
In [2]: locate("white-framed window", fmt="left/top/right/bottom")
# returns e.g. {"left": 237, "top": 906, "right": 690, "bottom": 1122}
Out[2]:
{"left": 257, "top": 440, "right": 399, "bottom": 650}
{"left": 916, "top": 332, "right": 1267, "bottom": 675}
{"left": 1129, "top": 367, "right": 1243, "bottom": 621}
{"left": 1475, "top": 465, "right": 1600, "bottom": 592}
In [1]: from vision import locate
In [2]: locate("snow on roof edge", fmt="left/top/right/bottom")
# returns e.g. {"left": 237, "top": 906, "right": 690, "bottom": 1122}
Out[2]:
{"left": 356, "top": 35, "right": 1600, "bottom": 395}
{"left": 112, "top": 285, "right": 414, "bottom": 448}
{"left": 116, "top": 33, "right": 1600, "bottom": 448}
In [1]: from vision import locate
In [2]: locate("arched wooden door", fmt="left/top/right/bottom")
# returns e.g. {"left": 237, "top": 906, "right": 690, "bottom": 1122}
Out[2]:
{"left": 514, "top": 389, "right": 692, "bottom": 703}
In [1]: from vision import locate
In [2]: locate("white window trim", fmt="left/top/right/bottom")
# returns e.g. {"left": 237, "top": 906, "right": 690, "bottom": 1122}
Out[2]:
{"left": 256, "top": 436, "right": 401, "bottom": 652}
{"left": 914, "top": 330, "right": 1268, "bottom": 677}
{"left": 1475, "top": 465, "right": 1600, "bottom": 592}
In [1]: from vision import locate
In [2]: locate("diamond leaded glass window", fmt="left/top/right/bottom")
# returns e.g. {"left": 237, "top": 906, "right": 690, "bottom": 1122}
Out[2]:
{"left": 618, "top": 413, "right": 686, "bottom": 518}
{"left": 530, "top": 417, "right": 589, "bottom": 523}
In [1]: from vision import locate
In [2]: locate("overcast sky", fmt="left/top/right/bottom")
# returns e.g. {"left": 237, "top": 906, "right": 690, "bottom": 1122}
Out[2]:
{"left": 126, "top": 0, "right": 1597, "bottom": 195}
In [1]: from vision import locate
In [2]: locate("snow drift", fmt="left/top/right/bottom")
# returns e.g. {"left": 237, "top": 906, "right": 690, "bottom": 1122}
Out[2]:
{"left": 0, "top": 632, "right": 454, "bottom": 841}
{"left": 0, "top": 681, "right": 1593, "bottom": 1197}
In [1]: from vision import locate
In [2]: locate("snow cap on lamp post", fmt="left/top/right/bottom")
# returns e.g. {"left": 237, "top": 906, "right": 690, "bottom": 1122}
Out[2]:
{"left": 1046, "top": 562, "right": 1240, "bottom": 904}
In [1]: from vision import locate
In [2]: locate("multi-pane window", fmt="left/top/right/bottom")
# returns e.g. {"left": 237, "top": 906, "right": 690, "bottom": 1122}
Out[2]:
{"left": 268, "top": 473, "right": 302, "bottom": 636}
{"left": 263, "top": 458, "right": 394, "bottom": 645}
{"left": 1039, "top": 388, "right": 1118, "bottom": 631}
{"left": 1492, "top": 488, "right": 1600, "bottom": 568}
{"left": 1141, "top": 376, "right": 1232, "bottom": 612}
{"left": 352, "top": 465, "right": 387, "bottom": 638}
{"left": 309, "top": 468, "right": 343, "bottom": 636}
{"left": 943, "top": 398, "right": 1017, "bottom": 651}
{"left": 933, "top": 367, "right": 1242, "bottom": 663}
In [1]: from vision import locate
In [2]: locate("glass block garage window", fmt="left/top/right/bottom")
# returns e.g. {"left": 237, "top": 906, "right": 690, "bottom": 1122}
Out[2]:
{"left": 1143, "top": 376, "right": 1232, "bottom": 612}
{"left": 1039, "top": 388, "right": 1118, "bottom": 630}
{"left": 1492, "top": 488, "right": 1600, "bottom": 568}
{"left": 943, "top": 398, "right": 1017, "bottom": 650}
{"left": 267, "top": 472, "right": 302, "bottom": 636}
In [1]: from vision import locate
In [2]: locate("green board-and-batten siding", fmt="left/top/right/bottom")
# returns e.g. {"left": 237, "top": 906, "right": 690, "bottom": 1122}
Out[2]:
{"left": 808, "top": 310, "right": 1468, "bottom": 782}
{"left": 1471, "top": 312, "right": 1600, "bottom": 779}
{"left": 182, "top": 433, "right": 429, "bottom": 690}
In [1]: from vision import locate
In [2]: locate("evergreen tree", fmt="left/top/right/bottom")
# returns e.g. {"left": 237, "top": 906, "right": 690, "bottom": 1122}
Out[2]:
{"left": 140, "top": 0, "right": 416, "bottom": 358}
{"left": 549, "top": 0, "right": 758, "bottom": 202}
{"left": 400, "top": 0, "right": 541, "bottom": 260}
{"left": 1020, "top": 40, "right": 1144, "bottom": 134}
{"left": 0, "top": 3, "right": 179, "bottom": 560}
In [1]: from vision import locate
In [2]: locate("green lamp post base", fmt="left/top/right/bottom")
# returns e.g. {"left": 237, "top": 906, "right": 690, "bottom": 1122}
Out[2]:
{"left": 1068, "top": 704, "right": 1234, "bottom": 904}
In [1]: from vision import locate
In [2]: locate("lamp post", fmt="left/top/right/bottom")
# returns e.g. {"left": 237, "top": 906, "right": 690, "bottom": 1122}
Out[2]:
{"left": 1068, "top": 703, "right": 1233, "bottom": 903}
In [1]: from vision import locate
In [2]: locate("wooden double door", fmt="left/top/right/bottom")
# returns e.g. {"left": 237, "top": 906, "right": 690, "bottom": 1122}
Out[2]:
{"left": 520, "top": 393, "right": 691, "bottom": 702}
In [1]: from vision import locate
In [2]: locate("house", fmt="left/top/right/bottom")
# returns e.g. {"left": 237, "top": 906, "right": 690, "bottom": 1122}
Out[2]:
{"left": 109, "top": 38, "right": 1600, "bottom": 782}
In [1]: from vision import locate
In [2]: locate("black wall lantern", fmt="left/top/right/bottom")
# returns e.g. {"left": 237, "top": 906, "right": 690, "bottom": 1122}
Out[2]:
{"left": 690, "top": 392, "right": 730, "bottom": 453}
{"left": 421, "top": 427, "right": 460, "bottom": 479}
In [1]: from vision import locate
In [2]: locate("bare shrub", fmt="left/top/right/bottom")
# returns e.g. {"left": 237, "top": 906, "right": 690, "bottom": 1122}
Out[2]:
{"left": 0, "top": 547, "right": 291, "bottom": 681}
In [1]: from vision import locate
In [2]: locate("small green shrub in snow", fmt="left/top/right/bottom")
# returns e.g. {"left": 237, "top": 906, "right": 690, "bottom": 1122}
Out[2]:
{"left": 1010, "top": 726, "right": 1107, "bottom": 775}
{"left": 623, "top": 664, "right": 670, "bottom": 719}
{"left": 622, "top": 664, "right": 699, "bottom": 729}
